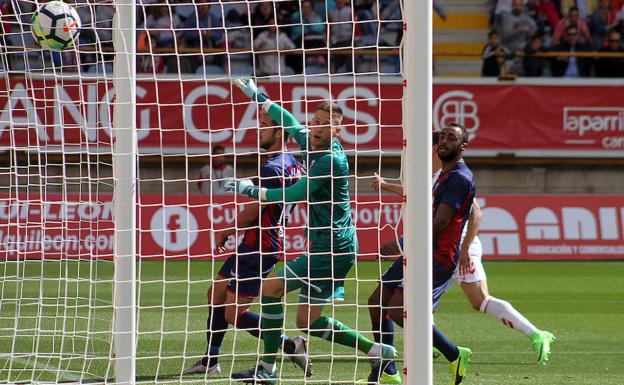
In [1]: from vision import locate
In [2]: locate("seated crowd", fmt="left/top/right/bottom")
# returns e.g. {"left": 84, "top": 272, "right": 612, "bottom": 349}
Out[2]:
{"left": 0, "top": 0, "right": 402, "bottom": 75}
{"left": 483, "top": 0, "right": 624, "bottom": 77}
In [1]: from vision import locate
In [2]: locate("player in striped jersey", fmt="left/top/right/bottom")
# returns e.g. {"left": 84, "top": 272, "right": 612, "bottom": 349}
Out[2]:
{"left": 366, "top": 127, "right": 554, "bottom": 384}
{"left": 184, "top": 110, "right": 311, "bottom": 376}
{"left": 431, "top": 133, "right": 555, "bottom": 366}
{"left": 364, "top": 125, "right": 475, "bottom": 385}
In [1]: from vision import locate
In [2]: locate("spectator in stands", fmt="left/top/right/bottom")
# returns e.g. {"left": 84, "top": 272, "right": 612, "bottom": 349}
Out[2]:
{"left": 613, "top": 0, "right": 624, "bottom": 15}
{"left": 182, "top": 2, "right": 224, "bottom": 48}
{"left": 137, "top": 36, "right": 166, "bottom": 74}
{"left": 481, "top": 29, "right": 512, "bottom": 76}
{"left": 527, "top": 0, "right": 560, "bottom": 36}
{"left": 211, "top": 0, "right": 248, "bottom": 28}
{"left": 75, "top": 4, "right": 115, "bottom": 48}
{"left": 550, "top": 25, "right": 593, "bottom": 76}
{"left": 501, "top": 0, "right": 538, "bottom": 73}
{"left": 380, "top": 0, "right": 402, "bottom": 45}
{"left": 291, "top": 0, "right": 326, "bottom": 48}
{"left": 251, "top": 1, "right": 274, "bottom": 40}
{"left": 560, "top": 0, "right": 596, "bottom": 19}
{"left": 552, "top": 6, "right": 591, "bottom": 46}
{"left": 329, "top": 0, "right": 354, "bottom": 72}
{"left": 253, "top": 17, "right": 296, "bottom": 76}
{"left": 590, "top": 0, "right": 621, "bottom": 49}
{"left": 275, "top": 1, "right": 299, "bottom": 29}
{"left": 595, "top": 29, "right": 624, "bottom": 76}
{"left": 198, "top": 145, "right": 234, "bottom": 196}
{"left": 179, "top": 2, "right": 224, "bottom": 73}
{"left": 221, "top": 5, "right": 253, "bottom": 74}
{"left": 494, "top": 0, "right": 528, "bottom": 31}
{"left": 142, "top": 4, "right": 180, "bottom": 48}
{"left": 353, "top": 0, "right": 379, "bottom": 46}
{"left": 524, "top": 34, "right": 548, "bottom": 76}
{"left": 289, "top": 0, "right": 327, "bottom": 74}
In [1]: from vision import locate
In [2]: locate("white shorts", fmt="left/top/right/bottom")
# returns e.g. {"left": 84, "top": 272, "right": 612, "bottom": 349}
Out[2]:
{"left": 451, "top": 236, "right": 487, "bottom": 284}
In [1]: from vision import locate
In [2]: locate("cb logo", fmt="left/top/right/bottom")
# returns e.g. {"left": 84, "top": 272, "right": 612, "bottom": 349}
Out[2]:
{"left": 150, "top": 207, "right": 198, "bottom": 252}
{"left": 433, "top": 90, "right": 480, "bottom": 141}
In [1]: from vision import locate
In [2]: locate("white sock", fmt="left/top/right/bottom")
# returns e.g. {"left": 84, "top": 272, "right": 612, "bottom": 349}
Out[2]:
{"left": 480, "top": 296, "right": 538, "bottom": 337}
{"left": 367, "top": 342, "right": 382, "bottom": 358}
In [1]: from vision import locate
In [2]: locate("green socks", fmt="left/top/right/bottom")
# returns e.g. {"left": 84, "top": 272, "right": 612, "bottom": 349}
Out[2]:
{"left": 309, "top": 316, "right": 374, "bottom": 353}
{"left": 260, "top": 297, "right": 376, "bottom": 364}
{"left": 260, "top": 296, "right": 284, "bottom": 365}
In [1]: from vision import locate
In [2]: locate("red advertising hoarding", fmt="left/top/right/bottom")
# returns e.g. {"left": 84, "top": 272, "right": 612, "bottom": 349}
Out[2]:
{"left": 0, "top": 77, "right": 404, "bottom": 154}
{"left": 433, "top": 81, "right": 624, "bottom": 156}
{"left": 2, "top": 77, "right": 624, "bottom": 156}
{"left": 1, "top": 194, "right": 622, "bottom": 261}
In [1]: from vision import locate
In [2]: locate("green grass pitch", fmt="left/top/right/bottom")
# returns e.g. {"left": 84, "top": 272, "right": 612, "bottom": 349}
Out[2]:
{"left": 1, "top": 260, "right": 623, "bottom": 384}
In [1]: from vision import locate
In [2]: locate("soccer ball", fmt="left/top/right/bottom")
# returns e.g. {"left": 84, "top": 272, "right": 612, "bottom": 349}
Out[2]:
{"left": 31, "top": 1, "right": 81, "bottom": 51}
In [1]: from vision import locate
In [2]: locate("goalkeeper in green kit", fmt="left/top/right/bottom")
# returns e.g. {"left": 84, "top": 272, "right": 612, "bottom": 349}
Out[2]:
{"left": 227, "top": 78, "right": 397, "bottom": 384}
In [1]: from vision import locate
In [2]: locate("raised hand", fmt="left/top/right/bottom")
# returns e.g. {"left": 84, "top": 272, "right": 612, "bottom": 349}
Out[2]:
{"left": 231, "top": 78, "right": 259, "bottom": 100}
{"left": 231, "top": 77, "right": 269, "bottom": 103}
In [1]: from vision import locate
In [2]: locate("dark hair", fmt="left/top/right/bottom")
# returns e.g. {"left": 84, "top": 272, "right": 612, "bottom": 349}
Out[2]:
{"left": 211, "top": 145, "right": 225, "bottom": 154}
{"left": 569, "top": 6, "right": 579, "bottom": 13}
{"left": 488, "top": 29, "right": 499, "bottom": 38}
{"left": 446, "top": 122, "right": 469, "bottom": 144}
{"left": 565, "top": 25, "right": 578, "bottom": 34}
{"left": 432, "top": 131, "right": 440, "bottom": 145}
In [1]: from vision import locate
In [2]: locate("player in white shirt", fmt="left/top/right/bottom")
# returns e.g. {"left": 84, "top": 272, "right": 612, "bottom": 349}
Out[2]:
{"left": 371, "top": 131, "right": 555, "bottom": 367}
{"left": 197, "top": 145, "right": 234, "bottom": 196}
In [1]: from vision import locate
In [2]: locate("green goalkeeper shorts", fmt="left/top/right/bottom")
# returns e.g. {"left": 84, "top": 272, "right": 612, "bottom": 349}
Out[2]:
{"left": 277, "top": 240, "right": 357, "bottom": 305}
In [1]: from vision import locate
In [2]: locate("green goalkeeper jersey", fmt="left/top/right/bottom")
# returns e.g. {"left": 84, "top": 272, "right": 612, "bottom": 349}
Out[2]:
{"left": 263, "top": 102, "right": 356, "bottom": 252}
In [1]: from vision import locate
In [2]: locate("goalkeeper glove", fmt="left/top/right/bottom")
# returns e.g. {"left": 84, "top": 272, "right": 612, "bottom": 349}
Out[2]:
{"left": 224, "top": 178, "right": 265, "bottom": 200}
{"left": 232, "top": 78, "right": 269, "bottom": 104}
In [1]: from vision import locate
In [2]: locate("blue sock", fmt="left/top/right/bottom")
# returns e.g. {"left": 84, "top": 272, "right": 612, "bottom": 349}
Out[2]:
{"left": 371, "top": 314, "right": 397, "bottom": 376}
{"left": 381, "top": 316, "right": 397, "bottom": 375}
{"left": 237, "top": 309, "right": 261, "bottom": 338}
{"left": 203, "top": 306, "right": 228, "bottom": 367}
{"left": 433, "top": 326, "right": 459, "bottom": 362}
{"left": 237, "top": 310, "right": 288, "bottom": 346}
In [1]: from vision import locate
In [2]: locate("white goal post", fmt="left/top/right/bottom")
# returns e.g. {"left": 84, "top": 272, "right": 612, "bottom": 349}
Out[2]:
{"left": 112, "top": 0, "right": 137, "bottom": 384}
{"left": 403, "top": 0, "right": 433, "bottom": 384}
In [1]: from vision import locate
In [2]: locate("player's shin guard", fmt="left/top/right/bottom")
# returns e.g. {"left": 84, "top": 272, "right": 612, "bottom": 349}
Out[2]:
{"left": 204, "top": 306, "right": 228, "bottom": 367}
{"left": 433, "top": 326, "right": 459, "bottom": 362}
{"left": 309, "top": 316, "right": 374, "bottom": 353}
{"left": 480, "top": 296, "right": 538, "bottom": 336}
{"left": 260, "top": 296, "right": 284, "bottom": 365}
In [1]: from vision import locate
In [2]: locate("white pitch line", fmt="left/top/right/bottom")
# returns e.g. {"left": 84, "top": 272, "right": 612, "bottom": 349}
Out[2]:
{"left": 0, "top": 354, "right": 84, "bottom": 382}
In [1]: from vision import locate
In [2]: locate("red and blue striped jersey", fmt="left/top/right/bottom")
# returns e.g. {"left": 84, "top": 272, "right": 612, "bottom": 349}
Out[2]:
{"left": 242, "top": 153, "right": 302, "bottom": 256}
{"left": 432, "top": 161, "right": 475, "bottom": 273}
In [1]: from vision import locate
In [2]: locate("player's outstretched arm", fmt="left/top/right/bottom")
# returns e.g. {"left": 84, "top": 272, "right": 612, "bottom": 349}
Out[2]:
{"left": 231, "top": 78, "right": 307, "bottom": 146}
{"left": 370, "top": 172, "right": 403, "bottom": 196}
{"left": 224, "top": 176, "right": 323, "bottom": 203}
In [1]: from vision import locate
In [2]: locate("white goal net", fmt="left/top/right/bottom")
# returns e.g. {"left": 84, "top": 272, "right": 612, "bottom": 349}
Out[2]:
{"left": 0, "top": 0, "right": 407, "bottom": 383}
